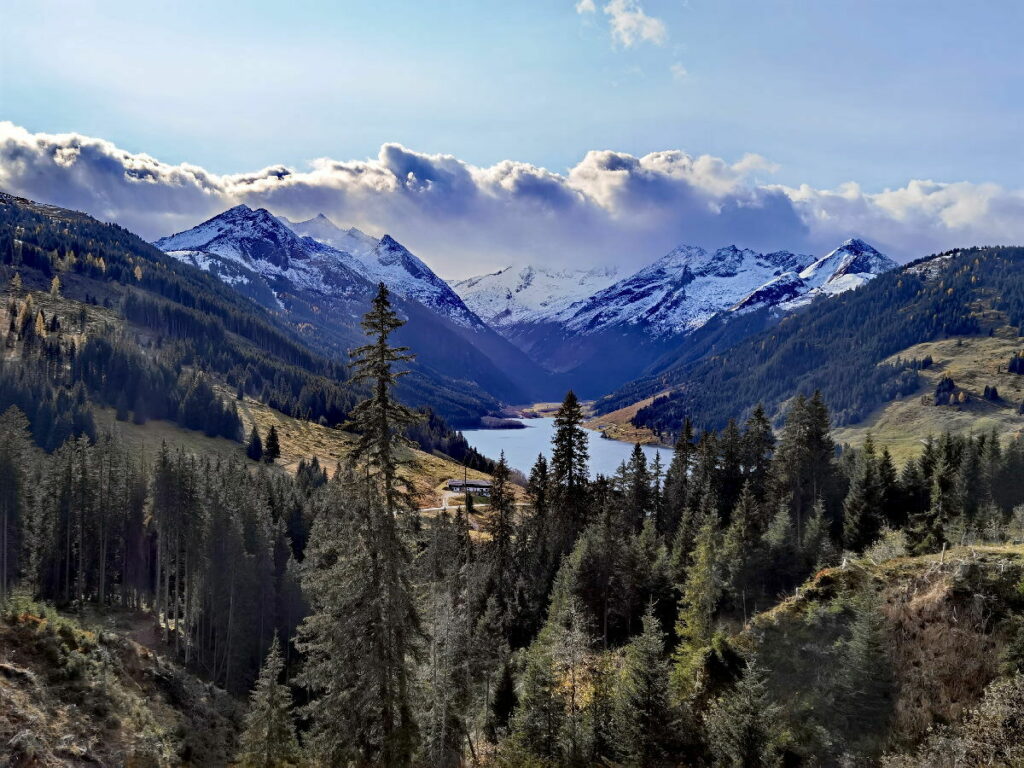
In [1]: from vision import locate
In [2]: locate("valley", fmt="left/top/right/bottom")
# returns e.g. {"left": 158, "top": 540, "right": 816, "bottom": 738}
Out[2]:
{"left": 5, "top": 190, "right": 1024, "bottom": 768}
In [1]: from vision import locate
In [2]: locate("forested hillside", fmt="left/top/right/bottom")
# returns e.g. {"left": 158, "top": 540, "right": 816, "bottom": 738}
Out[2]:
{"left": 0, "top": 191, "right": 512, "bottom": 428}
{"left": 4, "top": 278, "right": 1024, "bottom": 766}
{"left": 602, "top": 247, "right": 1024, "bottom": 438}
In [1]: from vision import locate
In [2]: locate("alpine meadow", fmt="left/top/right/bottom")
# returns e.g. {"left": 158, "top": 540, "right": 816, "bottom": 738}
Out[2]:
{"left": 4, "top": 2, "right": 1024, "bottom": 766}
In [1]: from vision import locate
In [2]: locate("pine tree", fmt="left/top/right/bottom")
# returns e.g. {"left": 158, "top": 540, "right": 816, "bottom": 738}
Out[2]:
{"left": 843, "top": 435, "right": 881, "bottom": 552}
{"left": 263, "top": 425, "right": 281, "bottom": 463}
{"left": 615, "top": 606, "right": 674, "bottom": 766}
{"left": 246, "top": 426, "right": 264, "bottom": 461}
{"left": 297, "top": 284, "right": 421, "bottom": 767}
{"left": 347, "top": 283, "right": 421, "bottom": 511}
{"left": 550, "top": 390, "right": 590, "bottom": 554}
{"left": 236, "top": 636, "right": 301, "bottom": 768}
{"left": 705, "top": 660, "right": 781, "bottom": 768}
{"left": 49, "top": 275, "right": 61, "bottom": 297}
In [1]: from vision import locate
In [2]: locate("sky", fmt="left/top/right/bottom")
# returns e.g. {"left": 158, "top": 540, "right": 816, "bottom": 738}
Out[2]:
{"left": 2, "top": 0, "right": 1024, "bottom": 277}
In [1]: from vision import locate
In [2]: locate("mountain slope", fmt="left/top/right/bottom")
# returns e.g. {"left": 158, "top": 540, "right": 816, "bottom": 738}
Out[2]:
{"left": 607, "top": 245, "right": 1024, "bottom": 436}
{"left": 450, "top": 264, "right": 620, "bottom": 331}
{"left": 155, "top": 206, "right": 562, "bottom": 418}
{"left": 471, "top": 239, "right": 894, "bottom": 397}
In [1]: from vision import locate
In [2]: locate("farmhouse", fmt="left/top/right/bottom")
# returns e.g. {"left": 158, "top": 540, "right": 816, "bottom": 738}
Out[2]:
{"left": 445, "top": 478, "right": 493, "bottom": 496}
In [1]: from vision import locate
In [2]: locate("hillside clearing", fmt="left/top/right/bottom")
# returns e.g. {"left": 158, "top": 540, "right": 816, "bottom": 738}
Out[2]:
{"left": 834, "top": 332, "right": 1024, "bottom": 463}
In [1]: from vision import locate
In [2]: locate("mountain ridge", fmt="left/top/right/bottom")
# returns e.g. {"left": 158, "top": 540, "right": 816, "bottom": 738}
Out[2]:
{"left": 154, "top": 205, "right": 563, "bottom": 417}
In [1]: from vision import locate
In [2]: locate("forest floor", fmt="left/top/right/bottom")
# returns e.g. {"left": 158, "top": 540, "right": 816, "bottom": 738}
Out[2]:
{"left": 0, "top": 597, "right": 240, "bottom": 767}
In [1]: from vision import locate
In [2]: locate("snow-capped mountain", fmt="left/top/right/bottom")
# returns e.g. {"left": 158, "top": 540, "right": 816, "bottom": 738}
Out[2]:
{"left": 485, "top": 238, "right": 895, "bottom": 397}
{"left": 156, "top": 207, "right": 486, "bottom": 330}
{"left": 450, "top": 264, "right": 620, "bottom": 330}
{"left": 558, "top": 245, "right": 816, "bottom": 337}
{"left": 548, "top": 238, "right": 895, "bottom": 340}
{"left": 154, "top": 205, "right": 564, "bottom": 410}
{"left": 282, "top": 214, "right": 484, "bottom": 329}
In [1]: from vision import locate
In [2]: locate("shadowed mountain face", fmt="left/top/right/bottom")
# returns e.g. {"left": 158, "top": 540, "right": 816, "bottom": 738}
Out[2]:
{"left": 154, "top": 206, "right": 565, "bottom": 420}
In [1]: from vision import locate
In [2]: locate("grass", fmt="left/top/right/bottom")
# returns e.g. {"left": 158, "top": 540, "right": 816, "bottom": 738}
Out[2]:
{"left": 584, "top": 393, "right": 667, "bottom": 446}
{"left": 95, "top": 387, "right": 496, "bottom": 509}
{"left": 833, "top": 330, "right": 1024, "bottom": 464}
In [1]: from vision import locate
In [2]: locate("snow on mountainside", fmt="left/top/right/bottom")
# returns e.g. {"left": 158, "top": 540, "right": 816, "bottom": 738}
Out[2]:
{"left": 155, "top": 207, "right": 485, "bottom": 329}
{"left": 782, "top": 238, "right": 899, "bottom": 307}
{"left": 545, "top": 238, "right": 895, "bottom": 340}
{"left": 450, "top": 264, "right": 620, "bottom": 329}
{"left": 559, "top": 245, "right": 816, "bottom": 337}
{"left": 287, "top": 215, "right": 484, "bottom": 329}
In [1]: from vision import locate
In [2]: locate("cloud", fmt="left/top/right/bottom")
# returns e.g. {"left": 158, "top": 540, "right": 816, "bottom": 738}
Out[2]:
{"left": 575, "top": 0, "right": 596, "bottom": 13}
{"left": 603, "top": 0, "right": 667, "bottom": 47}
{"left": 670, "top": 62, "right": 688, "bottom": 80}
{"left": 2, "top": 121, "right": 1024, "bottom": 277}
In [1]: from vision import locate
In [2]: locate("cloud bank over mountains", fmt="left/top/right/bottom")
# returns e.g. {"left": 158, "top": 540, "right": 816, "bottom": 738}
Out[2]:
{"left": 2, "top": 121, "right": 1022, "bottom": 278}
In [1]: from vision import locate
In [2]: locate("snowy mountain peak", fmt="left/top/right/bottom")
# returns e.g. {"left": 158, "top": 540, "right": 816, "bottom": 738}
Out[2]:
{"left": 451, "top": 263, "right": 621, "bottom": 330}
{"left": 155, "top": 206, "right": 486, "bottom": 330}
{"left": 552, "top": 238, "right": 894, "bottom": 338}
{"left": 154, "top": 204, "right": 309, "bottom": 272}
{"left": 797, "top": 238, "right": 897, "bottom": 293}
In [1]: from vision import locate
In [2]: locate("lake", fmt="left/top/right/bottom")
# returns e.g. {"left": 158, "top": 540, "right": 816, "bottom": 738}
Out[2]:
{"left": 462, "top": 417, "right": 673, "bottom": 478}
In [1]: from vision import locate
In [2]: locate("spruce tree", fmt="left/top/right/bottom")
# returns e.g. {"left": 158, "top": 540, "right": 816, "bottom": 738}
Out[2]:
{"left": 705, "top": 660, "right": 781, "bottom": 768}
{"left": 297, "top": 283, "right": 421, "bottom": 767}
{"left": 833, "top": 591, "right": 893, "bottom": 756}
{"left": 672, "top": 510, "right": 721, "bottom": 696}
{"left": 246, "top": 426, "right": 264, "bottom": 462}
{"left": 264, "top": 425, "right": 281, "bottom": 463}
{"left": 662, "top": 419, "right": 694, "bottom": 536}
{"left": 624, "top": 443, "right": 651, "bottom": 532}
{"left": 0, "top": 407, "right": 31, "bottom": 603}
{"left": 721, "top": 482, "right": 760, "bottom": 622}
{"left": 348, "top": 282, "right": 421, "bottom": 511}
{"left": 236, "top": 636, "right": 301, "bottom": 768}
{"left": 842, "top": 435, "right": 881, "bottom": 552}
{"left": 615, "top": 606, "right": 674, "bottom": 766}
{"left": 550, "top": 390, "right": 589, "bottom": 553}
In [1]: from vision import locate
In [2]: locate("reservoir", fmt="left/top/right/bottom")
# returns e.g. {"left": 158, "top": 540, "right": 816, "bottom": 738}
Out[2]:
{"left": 462, "top": 417, "right": 673, "bottom": 478}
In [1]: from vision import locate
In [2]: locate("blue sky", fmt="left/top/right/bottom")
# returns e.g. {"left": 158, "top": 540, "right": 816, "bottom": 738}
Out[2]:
{"left": 5, "top": 0, "right": 1022, "bottom": 188}
{"left": 2, "top": 0, "right": 1024, "bottom": 275}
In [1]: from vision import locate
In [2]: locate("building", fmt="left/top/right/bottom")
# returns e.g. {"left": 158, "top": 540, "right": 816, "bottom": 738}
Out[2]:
{"left": 445, "top": 478, "right": 493, "bottom": 496}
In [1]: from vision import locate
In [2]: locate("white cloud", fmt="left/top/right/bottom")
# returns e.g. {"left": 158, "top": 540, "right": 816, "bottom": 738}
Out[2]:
{"left": 670, "top": 62, "right": 688, "bottom": 80}
{"left": 2, "top": 121, "right": 1023, "bottom": 277}
{"left": 575, "top": 0, "right": 596, "bottom": 13}
{"left": 603, "top": 0, "right": 667, "bottom": 47}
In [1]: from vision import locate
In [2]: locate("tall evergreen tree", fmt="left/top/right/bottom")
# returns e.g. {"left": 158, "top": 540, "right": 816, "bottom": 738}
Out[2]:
{"left": 704, "top": 660, "right": 781, "bottom": 768}
{"left": 297, "top": 284, "right": 421, "bottom": 767}
{"left": 263, "top": 425, "right": 281, "bottom": 463}
{"left": 842, "top": 435, "right": 881, "bottom": 552}
{"left": 236, "top": 636, "right": 301, "bottom": 768}
{"left": 550, "top": 390, "right": 589, "bottom": 554}
{"left": 615, "top": 606, "right": 674, "bottom": 767}
{"left": 246, "top": 426, "right": 264, "bottom": 462}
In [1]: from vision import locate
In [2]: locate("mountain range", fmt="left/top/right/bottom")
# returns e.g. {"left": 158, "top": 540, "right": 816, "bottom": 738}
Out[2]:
{"left": 452, "top": 238, "right": 897, "bottom": 396}
{"left": 153, "top": 205, "right": 563, "bottom": 424}
{"left": 151, "top": 204, "right": 897, "bottom": 413}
